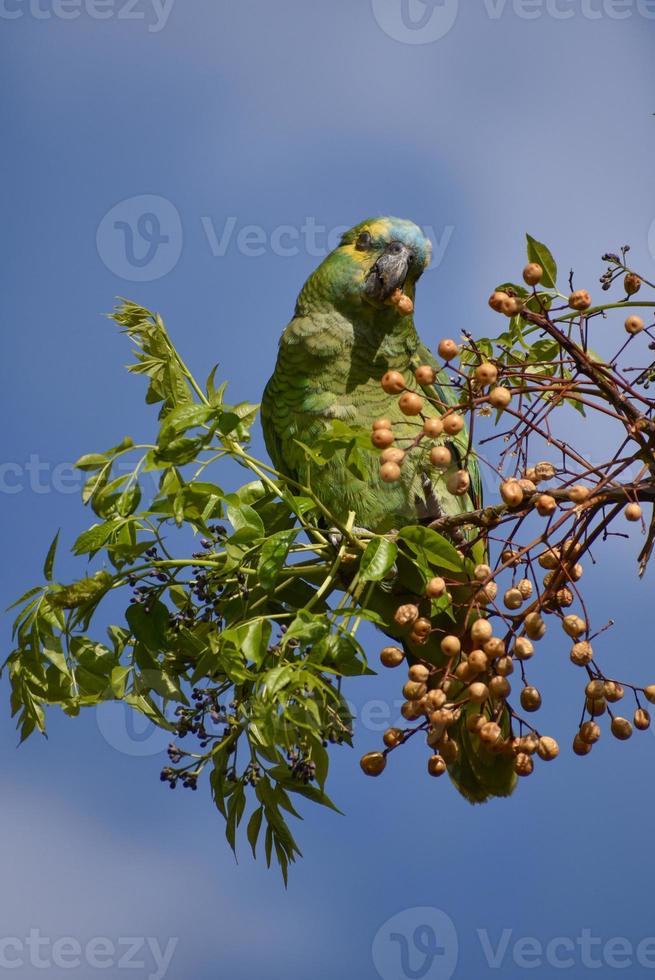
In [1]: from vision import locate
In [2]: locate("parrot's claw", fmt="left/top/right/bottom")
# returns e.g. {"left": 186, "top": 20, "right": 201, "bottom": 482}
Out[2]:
{"left": 328, "top": 526, "right": 371, "bottom": 549}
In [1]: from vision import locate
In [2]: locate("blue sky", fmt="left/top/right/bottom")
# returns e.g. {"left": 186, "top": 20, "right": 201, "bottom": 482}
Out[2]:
{"left": 3, "top": 2, "right": 655, "bottom": 978}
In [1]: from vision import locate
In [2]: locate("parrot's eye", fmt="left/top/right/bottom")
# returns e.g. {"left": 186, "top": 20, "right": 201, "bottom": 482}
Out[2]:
{"left": 355, "top": 231, "right": 372, "bottom": 251}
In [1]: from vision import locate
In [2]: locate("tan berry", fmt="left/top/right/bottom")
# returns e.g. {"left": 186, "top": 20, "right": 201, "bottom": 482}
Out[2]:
{"left": 517, "top": 578, "right": 533, "bottom": 599}
{"left": 423, "top": 417, "right": 443, "bottom": 438}
{"left": 470, "top": 619, "right": 493, "bottom": 644}
{"left": 372, "top": 417, "right": 392, "bottom": 430}
{"left": 514, "top": 752, "right": 534, "bottom": 776}
{"left": 495, "top": 656, "right": 514, "bottom": 677}
{"left": 489, "top": 676, "right": 511, "bottom": 699}
{"left": 503, "top": 587, "right": 523, "bottom": 610}
{"left": 403, "top": 680, "right": 428, "bottom": 701}
{"left": 555, "top": 587, "right": 574, "bottom": 608}
{"left": 611, "top": 716, "right": 633, "bottom": 740}
{"left": 467, "top": 649, "right": 488, "bottom": 673}
{"left": 480, "top": 721, "right": 501, "bottom": 744}
{"left": 586, "top": 697, "right": 606, "bottom": 717}
{"left": 398, "top": 392, "right": 423, "bottom": 416}
{"left": 430, "top": 446, "right": 452, "bottom": 468}
{"left": 624, "top": 272, "right": 641, "bottom": 295}
{"left": 380, "top": 447, "right": 405, "bottom": 465}
{"left": 447, "top": 470, "right": 470, "bottom": 496}
{"left": 585, "top": 679, "right": 605, "bottom": 699}
{"left": 500, "top": 479, "right": 524, "bottom": 508}
{"left": 415, "top": 364, "right": 437, "bottom": 385}
{"left": 579, "top": 721, "right": 601, "bottom": 744}
{"left": 501, "top": 294, "right": 522, "bottom": 317}
{"left": 567, "top": 485, "right": 590, "bottom": 504}
{"left": 360, "top": 751, "right": 386, "bottom": 776}
{"left": 409, "top": 629, "right": 429, "bottom": 646}
{"left": 562, "top": 614, "right": 586, "bottom": 638}
{"left": 484, "top": 637, "right": 506, "bottom": 658}
{"left": 538, "top": 547, "right": 560, "bottom": 570}
{"left": 466, "top": 713, "right": 485, "bottom": 733}
{"left": 440, "top": 634, "right": 461, "bottom": 657}
{"left": 380, "top": 461, "right": 402, "bottom": 483}
{"left": 473, "top": 563, "right": 492, "bottom": 581}
{"left": 409, "top": 664, "right": 430, "bottom": 683}
{"left": 426, "top": 576, "right": 447, "bottom": 598}
{"left": 523, "top": 262, "right": 543, "bottom": 286}
{"left": 519, "top": 478, "right": 537, "bottom": 495}
{"left": 442, "top": 412, "right": 464, "bottom": 435}
{"left": 412, "top": 617, "right": 432, "bottom": 637}
{"left": 380, "top": 646, "right": 404, "bottom": 668}
{"left": 437, "top": 339, "right": 459, "bottom": 361}
{"left": 394, "top": 603, "right": 419, "bottom": 627}
{"left": 535, "top": 494, "right": 557, "bottom": 517}
{"left": 625, "top": 502, "right": 642, "bottom": 522}
{"left": 524, "top": 612, "right": 546, "bottom": 640}
{"left": 536, "top": 736, "right": 559, "bottom": 760}
{"left": 395, "top": 292, "right": 414, "bottom": 315}
{"left": 383, "top": 728, "right": 404, "bottom": 748}
{"left": 488, "top": 291, "right": 508, "bottom": 312}
{"left": 372, "top": 428, "right": 394, "bottom": 448}
{"left": 570, "top": 641, "right": 593, "bottom": 666}
{"left": 401, "top": 700, "right": 424, "bottom": 720}
{"left": 381, "top": 370, "right": 405, "bottom": 394}
{"left": 475, "top": 362, "right": 499, "bottom": 386}
{"left": 439, "top": 739, "right": 459, "bottom": 764}
{"left": 569, "top": 289, "right": 592, "bottom": 311}
{"left": 489, "top": 386, "right": 512, "bottom": 409}
{"left": 427, "top": 754, "right": 447, "bottom": 776}
{"left": 604, "top": 681, "right": 624, "bottom": 703}
{"left": 521, "top": 686, "right": 542, "bottom": 711}
{"left": 625, "top": 314, "right": 644, "bottom": 335}
{"left": 573, "top": 734, "right": 592, "bottom": 756}
{"left": 643, "top": 685, "right": 655, "bottom": 704}
{"left": 514, "top": 636, "right": 534, "bottom": 660}
{"left": 634, "top": 708, "right": 651, "bottom": 731}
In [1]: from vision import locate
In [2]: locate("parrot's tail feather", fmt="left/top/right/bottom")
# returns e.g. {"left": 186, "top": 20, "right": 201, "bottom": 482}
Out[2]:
{"left": 446, "top": 707, "right": 518, "bottom": 803}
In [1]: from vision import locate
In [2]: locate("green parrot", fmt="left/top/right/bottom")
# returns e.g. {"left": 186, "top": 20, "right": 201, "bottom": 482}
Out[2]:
{"left": 262, "top": 216, "right": 516, "bottom": 803}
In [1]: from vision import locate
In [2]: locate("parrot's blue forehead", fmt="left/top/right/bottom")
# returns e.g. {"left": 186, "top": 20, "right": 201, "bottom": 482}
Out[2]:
{"left": 341, "top": 216, "right": 432, "bottom": 269}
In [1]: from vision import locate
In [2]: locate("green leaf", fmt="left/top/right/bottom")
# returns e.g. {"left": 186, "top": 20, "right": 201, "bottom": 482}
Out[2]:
{"left": 526, "top": 234, "right": 557, "bottom": 289}
{"left": 398, "top": 526, "right": 465, "bottom": 574}
{"left": 72, "top": 520, "right": 122, "bottom": 556}
{"left": 257, "top": 529, "right": 297, "bottom": 590}
{"left": 246, "top": 805, "right": 264, "bottom": 858}
{"left": 43, "top": 530, "right": 60, "bottom": 582}
{"left": 359, "top": 537, "right": 397, "bottom": 581}
{"left": 75, "top": 453, "right": 108, "bottom": 472}
{"left": 126, "top": 600, "right": 169, "bottom": 652}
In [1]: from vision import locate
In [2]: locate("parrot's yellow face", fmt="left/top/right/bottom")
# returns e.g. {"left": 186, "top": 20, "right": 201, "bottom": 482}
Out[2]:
{"left": 296, "top": 216, "right": 432, "bottom": 317}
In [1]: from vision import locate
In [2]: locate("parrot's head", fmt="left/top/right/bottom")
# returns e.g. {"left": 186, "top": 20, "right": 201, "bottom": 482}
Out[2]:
{"left": 296, "top": 217, "right": 432, "bottom": 319}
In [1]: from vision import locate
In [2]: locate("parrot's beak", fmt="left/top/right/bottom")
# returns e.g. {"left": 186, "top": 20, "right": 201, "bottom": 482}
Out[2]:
{"left": 364, "top": 241, "right": 415, "bottom": 304}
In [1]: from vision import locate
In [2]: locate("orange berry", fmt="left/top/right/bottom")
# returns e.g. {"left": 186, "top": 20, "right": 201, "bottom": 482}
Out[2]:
{"left": 372, "top": 417, "right": 392, "bottom": 430}
{"left": 500, "top": 479, "right": 524, "bottom": 508}
{"left": 437, "top": 339, "right": 459, "bottom": 360}
{"left": 625, "top": 315, "right": 644, "bottom": 335}
{"left": 535, "top": 494, "right": 557, "bottom": 517}
{"left": 501, "top": 294, "right": 522, "bottom": 316}
{"left": 489, "top": 387, "right": 511, "bottom": 409}
{"left": 381, "top": 370, "right": 405, "bottom": 394}
{"left": 380, "top": 447, "right": 405, "bottom": 464}
{"left": 488, "top": 291, "right": 507, "bottom": 312}
{"left": 360, "top": 751, "right": 386, "bottom": 776}
{"left": 474, "top": 362, "right": 499, "bottom": 386}
{"left": 429, "top": 446, "right": 452, "bottom": 468}
{"left": 442, "top": 413, "right": 464, "bottom": 435}
{"left": 379, "top": 461, "right": 401, "bottom": 483}
{"left": 569, "top": 290, "right": 592, "bottom": 311}
{"left": 372, "top": 428, "right": 394, "bottom": 448}
{"left": 380, "top": 646, "right": 404, "bottom": 668}
{"left": 523, "top": 262, "right": 543, "bottom": 286}
{"left": 446, "top": 470, "right": 470, "bottom": 496}
{"left": 415, "top": 364, "right": 436, "bottom": 385}
{"left": 624, "top": 272, "right": 641, "bottom": 295}
{"left": 398, "top": 392, "right": 424, "bottom": 416}
{"left": 423, "top": 417, "right": 443, "bottom": 438}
